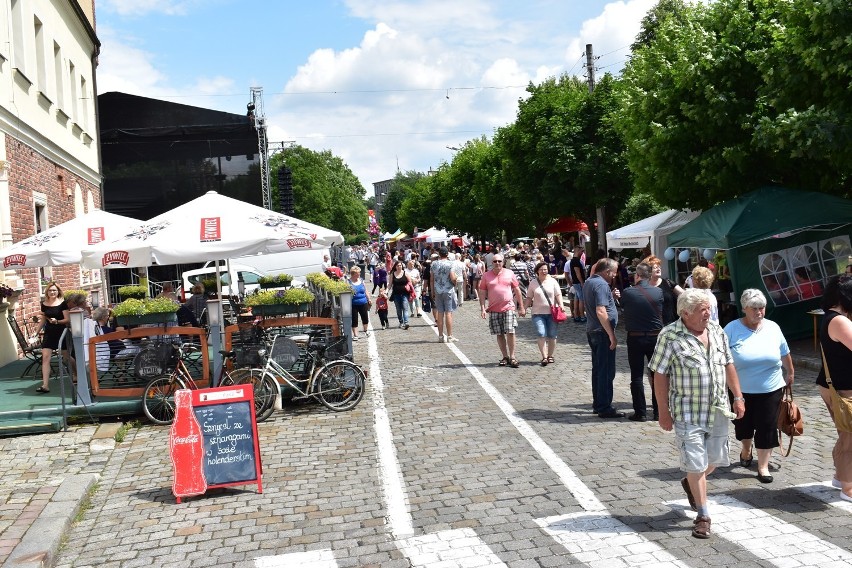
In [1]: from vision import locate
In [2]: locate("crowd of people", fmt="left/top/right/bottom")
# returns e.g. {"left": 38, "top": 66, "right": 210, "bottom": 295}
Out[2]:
{"left": 332, "top": 238, "right": 852, "bottom": 541}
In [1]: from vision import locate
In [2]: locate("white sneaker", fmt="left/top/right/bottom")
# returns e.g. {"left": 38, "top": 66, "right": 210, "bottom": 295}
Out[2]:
{"left": 833, "top": 478, "right": 843, "bottom": 489}
{"left": 438, "top": 336, "right": 445, "bottom": 343}
{"left": 352, "top": 336, "right": 359, "bottom": 342}
{"left": 365, "top": 330, "right": 371, "bottom": 337}
{"left": 447, "top": 335, "right": 459, "bottom": 342}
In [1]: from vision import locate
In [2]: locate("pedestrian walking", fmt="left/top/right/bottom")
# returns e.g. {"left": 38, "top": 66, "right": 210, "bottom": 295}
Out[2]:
{"left": 479, "top": 253, "right": 526, "bottom": 368}
{"left": 569, "top": 246, "right": 586, "bottom": 322}
{"left": 389, "top": 261, "right": 411, "bottom": 329}
{"left": 649, "top": 288, "right": 745, "bottom": 540}
{"left": 374, "top": 290, "right": 389, "bottom": 330}
{"left": 347, "top": 267, "right": 370, "bottom": 341}
{"left": 430, "top": 247, "right": 458, "bottom": 342}
{"left": 525, "top": 262, "right": 562, "bottom": 366}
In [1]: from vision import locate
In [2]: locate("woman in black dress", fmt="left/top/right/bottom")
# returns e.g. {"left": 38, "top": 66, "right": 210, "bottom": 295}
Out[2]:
{"left": 35, "top": 282, "right": 71, "bottom": 392}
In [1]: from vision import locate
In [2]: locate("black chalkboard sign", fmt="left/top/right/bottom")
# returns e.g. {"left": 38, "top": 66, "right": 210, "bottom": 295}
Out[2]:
{"left": 189, "top": 385, "right": 263, "bottom": 492}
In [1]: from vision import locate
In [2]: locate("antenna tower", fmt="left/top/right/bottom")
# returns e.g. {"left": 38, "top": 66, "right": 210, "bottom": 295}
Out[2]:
{"left": 249, "top": 87, "right": 271, "bottom": 210}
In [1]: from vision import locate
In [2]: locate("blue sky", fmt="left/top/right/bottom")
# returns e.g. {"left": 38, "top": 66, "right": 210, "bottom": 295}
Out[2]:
{"left": 96, "top": 0, "right": 659, "bottom": 193}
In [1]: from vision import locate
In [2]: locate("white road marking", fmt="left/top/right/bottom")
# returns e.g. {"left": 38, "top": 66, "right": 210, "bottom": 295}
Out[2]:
{"left": 400, "top": 528, "right": 508, "bottom": 568}
{"left": 794, "top": 482, "right": 852, "bottom": 512}
{"left": 254, "top": 549, "right": 338, "bottom": 567}
{"left": 668, "top": 495, "right": 852, "bottom": 564}
{"left": 367, "top": 324, "right": 413, "bottom": 539}
{"left": 536, "top": 512, "right": 690, "bottom": 568}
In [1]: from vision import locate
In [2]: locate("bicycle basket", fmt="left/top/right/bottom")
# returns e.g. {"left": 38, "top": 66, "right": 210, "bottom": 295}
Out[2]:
{"left": 233, "top": 345, "right": 265, "bottom": 367}
{"left": 269, "top": 335, "right": 301, "bottom": 370}
{"left": 323, "top": 336, "right": 349, "bottom": 360}
{"left": 134, "top": 342, "right": 177, "bottom": 379}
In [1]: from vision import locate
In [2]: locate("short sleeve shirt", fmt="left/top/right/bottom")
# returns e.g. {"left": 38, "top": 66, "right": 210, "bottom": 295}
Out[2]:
{"left": 431, "top": 259, "right": 455, "bottom": 294}
{"left": 649, "top": 319, "right": 735, "bottom": 427}
{"left": 583, "top": 275, "right": 618, "bottom": 332}
{"left": 479, "top": 268, "right": 519, "bottom": 312}
{"left": 724, "top": 318, "right": 789, "bottom": 393}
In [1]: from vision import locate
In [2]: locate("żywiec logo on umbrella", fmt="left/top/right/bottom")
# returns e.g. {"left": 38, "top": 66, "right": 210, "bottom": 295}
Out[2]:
{"left": 3, "top": 254, "right": 26, "bottom": 268}
{"left": 101, "top": 251, "right": 130, "bottom": 267}
{"left": 285, "top": 238, "right": 313, "bottom": 249}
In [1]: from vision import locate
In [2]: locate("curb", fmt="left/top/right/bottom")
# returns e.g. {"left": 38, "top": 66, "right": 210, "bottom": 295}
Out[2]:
{"left": 4, "top": 474, "right": 99, "bottom": 568}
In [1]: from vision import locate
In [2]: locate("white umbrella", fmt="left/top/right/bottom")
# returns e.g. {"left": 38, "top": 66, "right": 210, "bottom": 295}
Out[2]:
{"left": 2, "top": 209, "right": 143, "bottom": 268}
{"left": 426, "top": 229, "right": 449, "bottom": 244}
{"left": 80, "top": 191, "right": 343, "bottom": 269}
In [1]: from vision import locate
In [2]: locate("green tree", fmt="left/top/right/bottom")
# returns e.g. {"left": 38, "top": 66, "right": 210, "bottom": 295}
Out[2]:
{"left": 397, "top": 173, "right": 440, "bottom": 234}
{"left": 618, "top": 0, "right": 850, "bottom": 209}
{"left": 269, "top": 145, "right": 368, "bottom": 237}
{"left": 616, "top": 192, "right": 667, "bottom": 227}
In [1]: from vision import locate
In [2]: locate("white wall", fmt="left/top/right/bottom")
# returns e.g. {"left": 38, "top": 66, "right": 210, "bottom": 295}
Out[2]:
{"left": 0, "top": 0, "right": 100, "bottom": 185}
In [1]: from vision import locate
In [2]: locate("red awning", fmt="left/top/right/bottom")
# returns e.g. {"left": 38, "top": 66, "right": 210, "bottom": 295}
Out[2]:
{"left": 544, "top": 217, "right": 589, "bottom": 233}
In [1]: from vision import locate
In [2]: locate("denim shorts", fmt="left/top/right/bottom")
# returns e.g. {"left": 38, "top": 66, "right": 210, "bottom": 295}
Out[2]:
{"left": 674, "top": 408, "right": 731, "bottom": 473}
{"left": 572, "top": 283, "right": 584, "bottom": 297}
{"left": 532, "top": 314, "right": 557, "bottom": 339}
{"left": 433, "top": 290, "right": 458, "bottom": 313}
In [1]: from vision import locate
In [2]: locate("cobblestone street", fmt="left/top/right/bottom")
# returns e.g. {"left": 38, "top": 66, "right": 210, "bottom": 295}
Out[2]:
{"left": 3, "top": 302, "right": 851, "bottom": 567}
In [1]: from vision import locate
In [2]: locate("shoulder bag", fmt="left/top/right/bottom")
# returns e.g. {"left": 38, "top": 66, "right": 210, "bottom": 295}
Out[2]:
{"left": 776, "top": 385, "right": 803, "bottom": 457}
{"left": 537, "top": 277, "right": 568, "bottom": 323}
{"left": 821, "top": 346, "right": 852, "bottom": 433}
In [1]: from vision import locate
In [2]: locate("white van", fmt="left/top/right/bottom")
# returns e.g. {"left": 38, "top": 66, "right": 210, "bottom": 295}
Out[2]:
{"left": 229, "top": 248, "right": 327, "bottom": 280}
{"left": 180, "top": 263, "right": 265, "bottom": 300}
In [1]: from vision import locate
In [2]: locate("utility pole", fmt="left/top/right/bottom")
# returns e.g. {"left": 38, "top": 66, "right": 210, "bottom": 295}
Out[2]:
{"left": 249, "top": 87, "right": 271, "bottom": 210}
{"left": 586, "top": 43, "right": 607, "bottom": 253}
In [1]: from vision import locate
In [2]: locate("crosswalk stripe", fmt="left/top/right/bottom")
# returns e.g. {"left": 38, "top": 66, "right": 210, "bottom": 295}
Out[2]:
{"left": 254, "top": 549, "right": 338, "bottom": 567}
{"left": 536, "top": 512, "right": 691, "bottom": 567}
{"left": 668, "top": 495, "right": 852, "bottom": 564}
{"left": 795, "top": 481, "right": 852, "bottom": 512}
{"left": 400, "top": 528, "right": 508, "bottom": 568}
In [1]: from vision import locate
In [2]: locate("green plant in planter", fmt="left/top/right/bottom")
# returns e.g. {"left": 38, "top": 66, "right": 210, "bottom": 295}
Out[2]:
{"left": 117, "top": 285, "right": 147, "bottom": 299}
{"left": 258, "top": 273, "right": 294, "bottom": 287}
{"left": 245, "top": 287, "right": 315, "bottom": 306}
{"left": 112, "top": 297, "right": 179, "bottom": 316}
{"left": 305, "top": 272, "right": 352, "bottom": 296}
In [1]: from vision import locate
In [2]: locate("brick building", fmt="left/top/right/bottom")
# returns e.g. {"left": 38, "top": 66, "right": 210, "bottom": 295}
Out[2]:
{"left": 0, "top": 0, "right": 101, "bottom": 366}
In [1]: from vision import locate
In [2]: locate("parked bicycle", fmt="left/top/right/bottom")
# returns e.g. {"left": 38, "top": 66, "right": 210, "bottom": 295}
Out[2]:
{"left": 221, "top": 333, "right": 366, "bottom": 421}
{"left": 140, "top": 341, "right": 257, "bottom": 425}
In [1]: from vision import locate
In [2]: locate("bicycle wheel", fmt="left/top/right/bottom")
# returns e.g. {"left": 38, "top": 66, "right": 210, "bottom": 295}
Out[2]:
{"left": 313, "top": 360, "right": 365, "bottom": 411}
{"left": 221, "top": 368, "right": 278, "bottom": 422}
{"left": 142, "top": 374, "right": 187, "bottom": 425}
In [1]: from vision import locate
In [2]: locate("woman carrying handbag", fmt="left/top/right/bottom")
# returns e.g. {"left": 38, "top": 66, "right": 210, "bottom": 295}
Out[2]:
{"left": 525, "top": 262, "right": 564, "bottom": 366}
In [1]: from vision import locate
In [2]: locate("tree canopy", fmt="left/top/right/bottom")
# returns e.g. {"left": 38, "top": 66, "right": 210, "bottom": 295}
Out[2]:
{"left": 269, "top": 145, "right": 368, "bottom": 237}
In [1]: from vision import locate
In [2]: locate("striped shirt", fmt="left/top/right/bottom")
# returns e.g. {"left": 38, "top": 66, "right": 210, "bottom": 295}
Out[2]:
{"left": 648, "top": 319, "right": 735, "bottom": 428}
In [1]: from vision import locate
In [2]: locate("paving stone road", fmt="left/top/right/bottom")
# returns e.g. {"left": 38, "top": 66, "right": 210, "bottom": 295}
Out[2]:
{"left": 3, "top": 301, "right": 851, "bottom": 568}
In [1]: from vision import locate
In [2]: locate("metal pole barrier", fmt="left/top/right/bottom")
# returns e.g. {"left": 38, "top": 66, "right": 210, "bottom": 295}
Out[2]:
{"left": 339, "top": 290, "right": 352, "bottom": 357}
{"left": 68, "top": 308, "right": 94, "bottom": 406}
{"left": 207, "top": 299, "right": 222, "bottom": 387}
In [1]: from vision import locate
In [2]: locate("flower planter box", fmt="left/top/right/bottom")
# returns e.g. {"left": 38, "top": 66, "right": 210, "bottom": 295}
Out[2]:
{"left": 250, "top": 303, "right": 309, "bottom": 316}
{"left": 115, "top": 312, "right": 178, "bottom": 326}
{"left": 259, "top": 281, "right": 292, "bottom": 289}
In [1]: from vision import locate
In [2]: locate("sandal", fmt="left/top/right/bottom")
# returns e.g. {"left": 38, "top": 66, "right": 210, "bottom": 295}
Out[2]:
{"left": 740, "top": 450, "right": 753, "bottom": 468}
{"left": 35, "top": 386, "right": 50, "bottom": 393}
{"left": 498, "top": 357, "right": 508, "bottom": 367}
{"left": 509, "top": 358, "right": 520, "bottom": 368}
{"left": 540, "top": 358, "right": 548, "bottom": 367}
{"left": 691, "top": 516, "right": 711, "bottom": 539}
{"left": 547, "top": 356, "right": 555, "bottom": 364}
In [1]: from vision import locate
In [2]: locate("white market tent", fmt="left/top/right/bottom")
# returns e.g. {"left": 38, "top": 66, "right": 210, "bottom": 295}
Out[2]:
{"left": 607, "top": 209, "right": 700, "bottom": 254}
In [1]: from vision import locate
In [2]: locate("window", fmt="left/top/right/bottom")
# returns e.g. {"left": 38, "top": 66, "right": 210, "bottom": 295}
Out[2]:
{"left": 53, "top": 42, "right": 64, "bottom": 107}
{"left": 34, "top": 17, "right": 47, "bottom": 92}
{"left": 758, "top": 236, "right": 850, "bottom": 306}
{"left": 820, "top": 237, "right": 852, "bottom": 277}
{"left": 11, "top": 0, "right": 27, "bottom": 74}
{"left": 68, "top": 61, "right": 77, "bottom": 122}
{"left": 80, "top": 76, "right": 88, "bottom": 129}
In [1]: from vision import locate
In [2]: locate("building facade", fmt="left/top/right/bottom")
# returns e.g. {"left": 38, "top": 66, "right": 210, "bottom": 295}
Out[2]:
{"left": 0, "top": 0, "right": 101, "bottom": 365}
{"left": 372, "top": 178, "right": 392, "bottom": 223}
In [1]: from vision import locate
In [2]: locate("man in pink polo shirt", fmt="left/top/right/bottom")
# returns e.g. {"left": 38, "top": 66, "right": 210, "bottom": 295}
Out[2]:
{"left": 479, "top": 253, "right": 526, "bottom": 368}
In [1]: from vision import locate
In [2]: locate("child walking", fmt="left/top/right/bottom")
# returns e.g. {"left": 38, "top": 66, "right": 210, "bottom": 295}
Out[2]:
{"left": 375, "top": 290, "right": 389, "bottom": 329}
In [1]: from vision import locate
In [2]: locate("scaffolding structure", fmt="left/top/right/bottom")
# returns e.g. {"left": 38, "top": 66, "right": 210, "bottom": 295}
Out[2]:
{"left": 249, "top": 87, "right": 271, "bottom": 210}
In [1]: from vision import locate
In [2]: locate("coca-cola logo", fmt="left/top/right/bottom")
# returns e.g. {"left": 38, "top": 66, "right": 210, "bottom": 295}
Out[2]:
{"left": 101, "top": 251, "right": 130, "bottom": 266}
{"left": 3, "top": 254, "right": 26, "bottom": 268}
{"left": 286, "top": 238, "right": 312, "bottom": 249}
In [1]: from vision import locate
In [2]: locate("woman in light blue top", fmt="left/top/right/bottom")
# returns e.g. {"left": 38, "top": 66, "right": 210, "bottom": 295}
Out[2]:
{"left": 724, "top": 288, "right": 794, "bottom": 483}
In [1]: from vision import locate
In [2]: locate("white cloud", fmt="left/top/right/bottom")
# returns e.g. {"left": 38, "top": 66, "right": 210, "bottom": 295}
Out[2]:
{"left": 95, "top": 1, "right": 661, "bottom": 195}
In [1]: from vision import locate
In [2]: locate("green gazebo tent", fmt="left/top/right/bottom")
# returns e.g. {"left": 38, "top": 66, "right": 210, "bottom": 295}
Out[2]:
{"left": 667, "top": 186, "right": 852, "bottom": 339}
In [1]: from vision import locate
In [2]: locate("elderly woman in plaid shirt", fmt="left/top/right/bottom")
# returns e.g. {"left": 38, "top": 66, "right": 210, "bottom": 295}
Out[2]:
{"left": 649, "top": 289, "right": 745, "bottom": 540}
